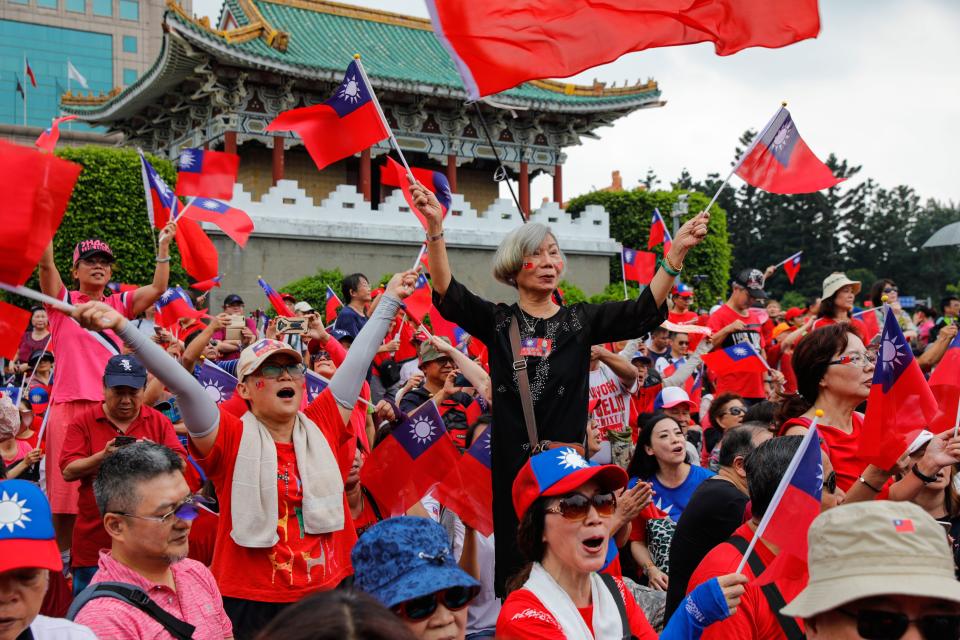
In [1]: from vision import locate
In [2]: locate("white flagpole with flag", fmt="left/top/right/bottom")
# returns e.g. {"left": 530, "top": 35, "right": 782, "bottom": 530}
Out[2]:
{"left": 67, "top": 60, "right": 88, "bottom": 90}
{"left": 352, "top": 54, "right": 415, "bottom": 183}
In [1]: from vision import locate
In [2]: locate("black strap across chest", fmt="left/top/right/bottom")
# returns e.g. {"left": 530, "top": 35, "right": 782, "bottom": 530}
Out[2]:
{"left": 725, "top": 535, "right": 805, "bottom": 640}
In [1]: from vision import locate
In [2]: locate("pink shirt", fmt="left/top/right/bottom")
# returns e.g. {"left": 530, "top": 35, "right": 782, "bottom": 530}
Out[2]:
{"left": 75, "top": 551, "right": 232, "bottom": 640}
{"left": 46, "top": 287, "right": 136, "bottom": 403}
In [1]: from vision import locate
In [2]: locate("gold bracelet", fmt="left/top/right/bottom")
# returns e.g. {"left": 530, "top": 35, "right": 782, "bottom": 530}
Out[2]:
{"left": 663, "top": 253, "right": 683, "bottom": 273}
{"left": 426, "top": 231, "right": 444, "bottom": 242}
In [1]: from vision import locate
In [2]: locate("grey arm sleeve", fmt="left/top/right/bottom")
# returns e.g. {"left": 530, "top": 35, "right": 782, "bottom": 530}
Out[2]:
{"left": 618, "top": 338, "right": 641, "bottom": 360}
{"left": 328, "top": 295, "right": 402, "bottom": 410}
{"left": 117, "top": 322, "right": 219, "bottom": 438}
{"left": 662, "top": 341, "right": 710, "bottom": 388}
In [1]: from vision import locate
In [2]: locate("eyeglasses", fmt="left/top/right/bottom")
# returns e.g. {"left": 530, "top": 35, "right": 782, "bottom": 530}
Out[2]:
{"left": 392, "top": 585, "right": 480, "bottom": 621}
{"left": 838, "top": 608, "right": 960, "bottom": 640}
{"left": 829, "top": 352, "right": 877, "bottom": 368}
{"left": 824, "top": 471, "right": 837, "bottom": 494}
{"left": 110, "top": 494, "right": 210, "bottom": 524}
{"left": 545, "top": 492, "right": 617, "bottom": 521}
{"left": 883, "top": 286, "right": 898, "bottom": 294}
{"left": 675, "top": 341, "right": 689, "bottom": 347}
{"left": 723, "top": 407, "right": 747, "bottom": 417}
{"left": 255, "top": 363, "right": 306, "bottom": 379}
{"left": 79, "top": 257, "right": 112, "bottom": 267}
{"left": 313, "top": 351, "right": 331, "bottom": 361}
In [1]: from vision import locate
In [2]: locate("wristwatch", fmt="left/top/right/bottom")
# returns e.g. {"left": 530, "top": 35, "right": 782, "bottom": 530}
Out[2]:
{"left": 912, "top": 463, "right": 938, "bottom": 484}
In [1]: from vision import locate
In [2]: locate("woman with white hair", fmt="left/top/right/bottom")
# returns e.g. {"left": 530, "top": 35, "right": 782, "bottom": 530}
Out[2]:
{"left": 409, "top": 181, "right": 710, "bottom": 594}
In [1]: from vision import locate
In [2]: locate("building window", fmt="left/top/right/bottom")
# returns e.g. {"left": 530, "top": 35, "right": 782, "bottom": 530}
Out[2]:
{"left": 119, "top": 0, "right": 138, "bottom": 20}
{"left": 37, "top": 0, "right": 58, "bottom": 8}
{"left": 123, "top": 68, "right": 137, "bottom": 86}
{"left": 66, "top": 0, "right": 85, "bottom": 12}
{"left": 122, "top": 35, "right": 137, "bottom": 53}
{"left": 92, "top": 0, "right": 111, "bottom": 16}
{"left": 7, "top": 0, "right": 28, "bottom": 5}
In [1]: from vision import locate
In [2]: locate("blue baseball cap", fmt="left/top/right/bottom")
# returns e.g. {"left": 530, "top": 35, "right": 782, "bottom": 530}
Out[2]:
{"left": 329, "top": 327, "right": 353, "bottom": 342}
{"left": 103, "top": 354, "right": 147, "bottom": 388}
{"left": 512, "top": 448, "right": 627, "bottom": 520}
{"left": 0, "top": 479, "right": 62, "bottom": 573}
{"left": 352, "top": 516, "right": 479, "bottom": 609}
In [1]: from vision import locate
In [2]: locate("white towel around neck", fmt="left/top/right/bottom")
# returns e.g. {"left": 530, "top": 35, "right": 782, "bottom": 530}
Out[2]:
{"left": 523, "top": 562, "right": 624, "bottom": 639}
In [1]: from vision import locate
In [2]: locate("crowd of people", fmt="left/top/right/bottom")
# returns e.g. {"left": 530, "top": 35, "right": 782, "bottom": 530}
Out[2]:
{"left": 2, "top": 182, "right": 960, "bottom": 640}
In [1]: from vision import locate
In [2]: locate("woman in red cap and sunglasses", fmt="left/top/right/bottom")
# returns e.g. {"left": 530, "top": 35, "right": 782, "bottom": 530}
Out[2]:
{"left": 497, "top": 447, "right": 747, "bottom": 639}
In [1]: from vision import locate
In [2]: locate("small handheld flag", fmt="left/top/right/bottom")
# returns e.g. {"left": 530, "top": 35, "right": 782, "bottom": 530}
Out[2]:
{"left": 435, "top": 427, "right": 494, "bottom": 536}
{"left": 325, "top": 286, "right": 342, "bottom": 324}
{"left": 647, "top": 209, "right": 673, "bottom": 253}
{"left": 139, "top": 151, "right": 178, "bottom": 229}
{"left": 179, "top": 197, "right": 253, "bottom": 247}
{"left": 701, "top": 342, "right": 768, "bottom": 376}
{"left": 381, "top": 156, "right": 453, "bottom": 231}
{"left": 155, "top": 287, "right": 206, "bottom": 329}
{"left": 305, "top": 369, "right": 329, "bottom": 403}
{"left": 257, "top": 277, "right": 294, "bottom": 317}
{"left": 190, "top": 276, "right": 222, "bottom": 292}
{"left": 175, "top": 148, "right": 239, "bottom": 199}
{"left": 621, "top": 247, "right": 656, "bottom": 284}
{"left": 0, "top": 301, "right": 31, "bottom": 360}
{"left": 175, "top": 217, "right": 219, "bottom": 282}
{"left": 781, "top": 251, "right": 803, "bottom": 284}
{"left": 402, "top": 274, "right": 432, "bottom": 324}
{"left": 196, "top": 358, "right": 237, "bottom": 403}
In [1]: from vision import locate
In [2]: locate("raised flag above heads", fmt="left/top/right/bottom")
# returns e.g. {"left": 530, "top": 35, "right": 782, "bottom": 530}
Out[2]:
{"left": 190, "top": 276, "right": 222, "bottom": 292}
{"left": 621, "top": 247, "right": 656, "bottom": 285}
{"left": 179, "top": 197, "right": 253, "bottom": 247}
{"left": 929, "top": 333, "right": 960, "bottom": 432}
{"left": 24, "top": 58, "right": 37, "bottom": 88}
{"left": 782, "top": 251, "right": 803, "bottom": 284}
{"left": 324, "top": 286, "right": 342, "bottom": 324}
{"left": 174, "top": 217, "right": 219, "bottom": 282}
{"left": 647, "top": 209, "right": 673, "bottom": 253}
{"left": 155, "top": 286, "right": 206, "bottom": 329}
{"left": 175, "top": 148, "right": 239, "bottom": 200}
{"left": 196, "top": 358, "right": 237, "bottom": 404}
{"left": 701, "top": 342, "right": 768, "bottom": 377}
{"left": 265, "top": 59, "right": 389, "bottom": 171}
{"left": 381, "top": 156, "right": 453, "bottom": 231}
{"left": 139, "top": 151, "right": 178, "bottom": 229}
{"left": 258, "top": 277, "right": 294, "bottom": 317}
{"left": 35, "top": 115, "right": 78, "bottom": 153}
{"left": 735, "top": 107, "right": 844, "bottom": 194}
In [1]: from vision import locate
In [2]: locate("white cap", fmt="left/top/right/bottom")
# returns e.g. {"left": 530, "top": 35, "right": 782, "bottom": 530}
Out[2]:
{"left": 236, "top": 339, "right": 303, "bottom": 382}
{"left": 657, "top": 386, "right": 696, "bottom": 411}
{"left": 293, "top": 301, "right": 314, "bottom": 314}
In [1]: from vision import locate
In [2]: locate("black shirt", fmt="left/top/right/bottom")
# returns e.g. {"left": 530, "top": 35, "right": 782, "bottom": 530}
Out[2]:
{"left": 434, "top": 276, "right": 666, "bottom": 593}
{"left": 664, "top": 476, "right": 749, "bottom": 618}
{"left": 398, "top": 383, "right": 476, "bottom": 450}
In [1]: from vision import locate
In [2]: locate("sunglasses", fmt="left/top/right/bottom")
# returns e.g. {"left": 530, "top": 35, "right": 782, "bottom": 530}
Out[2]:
{"left": 255, "top": 363, "right": 306, "bottom": 379}
{"left": 838, "top": 608, "right": 960, "bottom": 640}
{"left": 392, "top": 585, "right": 479, "bottom": 621}
{"left": 545, "top": 492, "right": 617, "bottom": 521}
{"left": 883, "top": 286, "right": 898, "bottom": 294}
{"left": 824, "top": 470, "right": 837, "bottom": 494}
{"left": 724, "top": 406, "right": 747, "bottom": 417}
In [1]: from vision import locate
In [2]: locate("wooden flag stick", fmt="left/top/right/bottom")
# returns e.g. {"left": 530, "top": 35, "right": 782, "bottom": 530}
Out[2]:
{"left": 0, "top": 282, "right": 75, "bottom": 313}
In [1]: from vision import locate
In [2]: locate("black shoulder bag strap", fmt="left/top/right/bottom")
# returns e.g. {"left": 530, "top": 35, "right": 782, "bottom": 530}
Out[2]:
{"left": 725, "top": 536, "right": 805, "bottom": 640}
{"left": 362, "top": 485, "right": 384, "bottom": 522}
{"left": 509, "top": 314, "right": 540, "bottom": 453}
{"left": 598, "top": 573, "right": 633, "bottom": 640}
{"left": 67, "top": 581, "right": 196, "bottom": 640}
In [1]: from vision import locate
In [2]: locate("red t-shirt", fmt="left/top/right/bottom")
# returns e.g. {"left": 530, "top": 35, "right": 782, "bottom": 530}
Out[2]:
{"left": 707, "top": 305, "right": 767, "bottom": 399}
{"left": 496, "top": 576, "right": 657, "bottom": 639}
{"left": 60, "top": 403, "right": 187, "bottom": 567}
{"left": 190, "top": 389, "right": 357, "bottom": 602}
{"left": 812, "top": 317, "right": 868, "bottom": 341}
{"left": 186, "top": 508, "right": 219, "bottom": 567}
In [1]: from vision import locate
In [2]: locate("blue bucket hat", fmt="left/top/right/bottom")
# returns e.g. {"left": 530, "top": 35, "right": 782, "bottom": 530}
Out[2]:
{"left": 352, "top": 516, "right": 480, "bottom": 609}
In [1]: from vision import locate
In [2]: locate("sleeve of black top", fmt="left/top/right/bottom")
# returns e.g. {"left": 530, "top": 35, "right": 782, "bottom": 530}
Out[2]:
{"left": 432, "top": 276, "right": 498, "bottom": 345}
{"left": 582, "top": 285, "right": 668, "bottom": 345}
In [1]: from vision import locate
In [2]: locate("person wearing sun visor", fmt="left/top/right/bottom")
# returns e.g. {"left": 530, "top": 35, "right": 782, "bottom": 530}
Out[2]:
{"left": 67, "top": 269, "right": 420, "bottom": 639}
{"left": 495, "top": 447, "right": 748, "bottom": 639}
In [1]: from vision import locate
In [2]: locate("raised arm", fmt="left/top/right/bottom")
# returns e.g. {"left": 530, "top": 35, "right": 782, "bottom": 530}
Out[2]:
{"left": 38, "top": 241, "right": 64, "bottom": 298}
{"left": 130, "top": 221, "right": 176, "bottom": 316}
{"left": 409, "top": 179, "right": 451, "bottom": 296}
{"left": 181, "top": 313, "right": 227, "bottom": 373}
{"left": 429, "top": 335, "right": 492, "bottom": 405}
{"left": 647, "top": 211, "right": 710, "bottom": 308}
{"left": 662, "top": 338, "right": 711, "bottom": 388}
{"left": 593, "top": 346, "right": 638, "bottom": 390}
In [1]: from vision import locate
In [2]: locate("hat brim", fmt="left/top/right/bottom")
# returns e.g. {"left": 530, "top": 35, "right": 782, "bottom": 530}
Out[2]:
{"left": 673, "top": 292, "right": 693, "bottom": 298}
{"left": 631, "top": 356, "right": 652, "bottom": 364}
{"left": 747, "top": 287, "right": 768, "bottom": 299}
{"left": 781, "top": 572, "right": 960, "bottom": 619}
{"left": 0, "top": 538, "right": 62, "bottom": 573}
{"left": 103, "top": 375, "right": 146, "bottom": 389}
{"left": 662, "top": 399, "right": 698, "bottom": 412}
{"left": 370, "top": 562, "right": 481, "bottom": 609}
{"left": 75, "top": 250, "right": 115, "bottom": 265}
{"left": 823, "top": 279, "right": 861, "bottom": 300}
{"left": 542, "top": 464, "right": 628, "bottom": 501}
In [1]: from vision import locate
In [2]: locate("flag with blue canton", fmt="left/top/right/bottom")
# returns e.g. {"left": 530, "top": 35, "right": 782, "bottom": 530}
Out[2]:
{"left": 466, "top": 425, "right": 492, "bottom": 468}
{"left": 196, "top": 359, "right": 237, "bottom": 403}
{"left": 760, "top": 110, "right": 799, "bottom": 167}
{"left": 393, "top": 401, "right": 448, "bottom": 460}
{"left": 305, "top": 369, "right": 329, "bottom": 403}
{"left": 139, "top": 151, "right": 178, "bottom": 229}
{"left": 874, "top": 307, "right": 915, "bottom": 393}
{"left": 0, "top": 386, "right": 20, "bottom": 404}
{"left": 175, "top": 148, "right": 239, "bottom": 199}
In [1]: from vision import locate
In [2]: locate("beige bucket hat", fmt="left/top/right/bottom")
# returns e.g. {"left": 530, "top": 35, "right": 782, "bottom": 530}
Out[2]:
{"left": 781, "top": 500, "right": 960, "bottom": 619}
{"left": 821, "top": 272, "right": 861, "bottom": 300}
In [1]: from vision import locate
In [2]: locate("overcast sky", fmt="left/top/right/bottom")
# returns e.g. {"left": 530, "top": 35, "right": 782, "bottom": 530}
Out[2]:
{"left": 191, "top": 0, "right": 960, "bottom": 208}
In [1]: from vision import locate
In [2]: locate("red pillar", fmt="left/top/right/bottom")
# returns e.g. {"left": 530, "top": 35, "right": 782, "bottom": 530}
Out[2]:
{"left": 272, "top": 135, "right": 284, "bottom": 185}
{"left": 446, "top": 153, "right": 457, "bottom": 193}
{"left": 553, "top": 163, "right": 563, "bottom": 204}
{"left": 519, "top": 160, "right": 530, "bottom": 216}
{"left": 359, "top": 148, "right": 371, "bottom": 201}
{"left": 224, "top": 130, "right": 237, "bottom": 154}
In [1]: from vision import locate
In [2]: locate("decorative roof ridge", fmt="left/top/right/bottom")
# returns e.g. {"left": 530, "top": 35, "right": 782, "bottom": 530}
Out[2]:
{"left": 529, "top": 78, "right": 659, "bottom": 98}
{"left": 257, "top": 0, "right": 433, "bottom": 31}
{"left": 61, "top": 86, "right": 122, "bottom": 106}
{"left": 166, "top": 0, "right": 289, "bottom": 52}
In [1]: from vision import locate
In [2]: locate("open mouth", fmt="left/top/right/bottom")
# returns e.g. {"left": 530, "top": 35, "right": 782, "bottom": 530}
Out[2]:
{"left": 582, "top": 536, "right": 604, "bottom": 553}
{"left": 671, "top": 445, "right": 685, "bottom": 454}
{"left": 277, "top": 387, "right": 295, "bottom": 399}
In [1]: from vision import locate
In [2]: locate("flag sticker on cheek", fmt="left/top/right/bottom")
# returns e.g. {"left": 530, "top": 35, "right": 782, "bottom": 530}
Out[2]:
{"left": 554, "top": 261, "right": 564, "bottom": 272}
{"left": 255, "top": 380, "right": 265, "bottom": 389}
{"left": 521, "top": 262, "right": 536, "bottom": 270}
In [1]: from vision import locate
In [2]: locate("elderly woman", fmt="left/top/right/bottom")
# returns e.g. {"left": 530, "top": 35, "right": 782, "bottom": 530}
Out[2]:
{"left": 497, "top": 448, "right": 745, "bottom": 639}
{"left": 410, "top": 181, "right": 710, "bottom": 591}
{"left": 813, "top": 272, "right": 868, "bottom": 339}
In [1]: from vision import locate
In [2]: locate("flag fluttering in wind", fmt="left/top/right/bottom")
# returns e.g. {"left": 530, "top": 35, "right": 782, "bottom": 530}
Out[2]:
{"left": 155, "top": 287, "right": 206, "bottom": 329}
{"left": 175, "top": 217, "right": 219, "bottom": 282}
{"left": 647, "top": 209, "right": 672, "bottom": 253}
{"left": 258, "top": 277, "right": 294, "bottom": 317}
{"left": 403, "top": 274, "right": 432, "bottom": 324}
{"left": 175, "top": 148, "right": 239, "bottom": 199}
{"left": 0, "top": 301, "right": 31, "bottom": 359}
{"left": 426, "top": 0, "right": 820, "bottom": 100}
{"left": 701, "top": 343, "right": 768, "bottom": 376}
{"left": 621, "top": 247, "right": 656, "bottom": 285}
{"left": 24, "top": 58, "right": 37, "bottom": 88}
{"left": 139, "top": 151, "right": 178, "bottom": 229}
{"left": 67, "top": 60, "right": 88, "bottom": 89}
{"left": 35, "top": 115, "right": 78, "bottom": 153}
{"left": 190, "top": 276, "right": 222, "bottom": 292}
{"left": 435, "top": 426, "right": 494, "bottom": 536}
{"left": 381, "top": 157, "right": 453, "bottom": 231}
{"left": 15, "top": 75, "right": 25, "bottom": 99}
{"left": 325, "top": 286, "right": 342, "bottom": 324}
{"left": 265, "top": 59, "right": 388, "bottom": 171}
{"left": 179, "top": 197, "right": 253, "bottom": 247}
{"left": 930, "top": 333, "right": 960, "bottom": 432}
{"left": 782, "top": 251, "right": 803, "bottom": 284}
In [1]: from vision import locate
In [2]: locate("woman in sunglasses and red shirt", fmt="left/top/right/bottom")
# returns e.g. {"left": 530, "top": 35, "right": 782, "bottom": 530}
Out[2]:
{"left": 496, "top": 448, "right": 747, "bottom": 639}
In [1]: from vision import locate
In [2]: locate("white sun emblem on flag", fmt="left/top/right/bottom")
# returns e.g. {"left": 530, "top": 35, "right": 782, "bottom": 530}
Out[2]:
{"left": 154, "top": 176, "right": 172, "bottom": 198}
{"left": 0, "top": 491, "right": 32, "bottom": 533}
{"left": 624, "top": 250, "right": 633, "bottom": 261}
{"left": 203, "top": 380, "right": 226, "bottom": 402}
{"left": 201, "top": 199, "right": 220, "bottom": 210}
{"left": 654, "top": 497, "right": 673, "bottom": 517}
{"left": 732, "top": 346, "right": 749, "bottom": 357}
{"left": 556, "top": 448, "right": 588, "bottom": 470}
{"left": 772, "top": 122, "right": 793, "bottom": 152}
{"left": 410, "top": 417, "right": 437, "bottom": 445}
{"left": 879, "top": 330, "right": 907, "bottom": 373}
{"left": 179, "top": 149, "right": 196, "bottom": 169}
{"left": 339, "top": 75, "right": 362, "bottom": 104}
{"left": 161, "top": 290, "right": 173, "bottom": 302}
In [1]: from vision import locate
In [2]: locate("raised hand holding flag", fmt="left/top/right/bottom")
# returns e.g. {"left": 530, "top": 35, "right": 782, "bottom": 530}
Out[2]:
{"left": 780, "top": 251, "right": 803, "bottom": 284}
{"left": 381, "top": 156, "right": 453, "bottom": 231}
{"left": 325, "top": 286, "right": 342, "bottom": 324}
{"left": 155, "top": 287, "right": 206, "bottom": 329}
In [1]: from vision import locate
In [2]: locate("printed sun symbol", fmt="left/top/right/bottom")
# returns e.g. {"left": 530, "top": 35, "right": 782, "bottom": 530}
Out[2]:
{"left": 339, "top": 75, "right": 362, "bottom": 104}
{"left": 772, "top": 122, "right": 793, "bottom": 151}
{"left": 160, "top": 290, "right": 173, "bottom": 302}
{"left": 0, "top": 491, "right": 32, "bottom": 533}
{"left": 733, "top": 346, "right": 749, "bottom": 357}
{"left": 201, "top": 199, "right": 220, "bottom": 210}
{"left": 179, "top": 149, "right": 196, "bottom": 169}
{"left": 203, "top": 380, "right": 226, "bottom": 402}
{"left": 410, "top": 418, "right": 437, "bottom": 445}
{"left": 880, "top": 331, "right": 907, "bottom": 373}
{"left": 557, "top": 448, "right": 588, "bottom": 470}
{"left": 624, "top": 250, "right": 633, "bottom": 261}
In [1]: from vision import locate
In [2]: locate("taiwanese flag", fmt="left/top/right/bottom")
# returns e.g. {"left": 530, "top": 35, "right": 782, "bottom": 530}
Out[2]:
{"left": 621, "top": 247, "right": 656, "bottom": 284}
{"left": 860, "top": 307, "right": 940, "bottom": 469}
{"left": 393, "top": 319, "right": 418, "bottom": 363}
{"left": 701, "top": 343, "right": 768, "bottom": 376}
{"left": 361, "top": 401, "right": 461, "bottom": 516}
{"left": 647, "top": 209, "right": 672, "bottom": 253}
{"left": 258, "top": 277, "right": 294, "bottom": 317}
{"left": 325, "top": 286, "right": 342, "bottom": 324}
{"left": 664, "top": 359, "right": 703, "bottom": 408}
{"left": 736, "top": 108, "right": 844, "bottom": 195}
{"left": 35, "top": 115, "right": 78, "bottom": 153}
{"left": 426, "top": 0, "right": 820, "bottom": 100}
{"left": 0, "top": 301, "right": 31, "bottom": 359}
{"left": 175, "top": 217, "right": 219, "bottom": 282}
{"left": 190, "top": 276, "right": 222, "bottom": 292}
{"left": 305, "top": 369, "right": 329, "bottom": 403}
{"left": 196, "top": 358, "right": 237, "bottom": 403}
{"left": 403, "top": 274, "right": 432, "bottom": 324}
{"left": 139, "top": 151, "right": 178, "bottom": 230}
{"left": 154, "top": 287, "right": 206, "bottom": 329}
{"left": 930, "top": 333, "right": 960, "bottom": 431}
{"left": 754, "top": 424, "right": 822, "bottom": 587}
{"left": 179, "top": 197, "right": 254, "bottom": 247}
{"left": 855, "top": 308, "right": 881, "bottom": 344}
{"left": 381, "top": 156, "right": 453, "bottom": 231}
{"left": 175, "top": 148, "right": 239, "bottom": 199}
{"left": 429, "top": 308, "right": 466, "bottom": 348}
{"left": 106, "top": 282, "right": 138, "bottom": 294}
{"left": 782, "top": 251, "right": 803, "bottom": 284}
{"left": 435, "top": 427, "right": 493, "bottom": 536}
{"left": 25, "top": 58, "right": 37, "bottom": 87}
{"left": 265, "top": 60, "right": 389, "bottom": 171}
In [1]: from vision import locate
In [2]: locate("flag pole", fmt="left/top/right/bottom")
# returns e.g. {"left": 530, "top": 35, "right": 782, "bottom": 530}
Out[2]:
{"left": 953, "top": 394, "right": 960, "bottom": 439}
{"left": 0, "top": 283, "right": 75, "bottom": 313}
{"left": 471, "top": 102, "right": 526, "bottom": 222}
{"left": 352, "top": 55, "right": 415, "bottom": 182}
{"left": 411, "top": 243, "right": 427, "bottom": 272}
{"left": 619, "top": 249, "right": 629, "bottom": 300}
{"left": 17, "top": 335, "right": 52, "bottom": 405}
{"left": 34, "top": 390, "right": 54, "bottom": 451}
{"left": 22, "top": 53, "right": 28, "bottom": 127}
{"left": 736, "top": 410, "right": 822, "bottom": 574}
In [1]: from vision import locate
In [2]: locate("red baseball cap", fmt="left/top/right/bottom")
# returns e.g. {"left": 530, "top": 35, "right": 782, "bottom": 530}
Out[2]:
{"left": 512, "top": 448, "right": 627, "bottom": 520}
{"left": 72, "top": 238, "right": 115, "bottom": 265}
{"left": 785, "top": 307, "right": 804, "bottom": 322}
{"left": 0, "top": 480, "right": 62, "bottom": 573}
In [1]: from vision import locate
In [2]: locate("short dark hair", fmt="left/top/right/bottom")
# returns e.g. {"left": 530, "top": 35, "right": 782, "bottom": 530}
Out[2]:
{"left": 941, "top": 296, "right": 960, "bottom": 314}
{"left": 745, "top": 435, "right": 802, "bottom": 519}
{"left": 342, "top": 273, "right": 368, "bottom": 303}
{"left": 650, "top": 327, "right": 670, "bottom": 338}
{"left": 256, "top": 589, "right": 416, "bottom": 640}
{"left": 717, "top": 422, "right": 768, "bottom": 468}
{"left": 915, "top": 305, "right": 936, "bottom": 320}
{"left": 94, "top": 442, "right": 184, "bottom": 516}
{"left": 743, "top": 400, "right": 777, "bottom": 428}
{"left": 708, "top": 392, "right": 744, "bottom": 430}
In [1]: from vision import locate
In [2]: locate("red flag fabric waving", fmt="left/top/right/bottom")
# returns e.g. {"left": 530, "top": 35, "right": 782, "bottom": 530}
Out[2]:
{"left": 860, "top": 307, "right": 940, "bottom": 469}
{"left": 435, "top": 427, "right": 494, "bottom": 536}
{"left": 856, "top": 308, "right": 881, "bottom": 344}
{"left": 403, "top": 274, "right": 432, "bottom": 324}
{"left": 701, "top": 343, "right": 768, "bottom": 377}
{"left": 179, "top": 197, "right": 254, "bottom": 247}
{"left": 155, "top": 287, "right": 207, "bottom": 329}
{"left": 175, "top": 148, "right": 239, "bottom": 199}
{"left": 782, "top": 251, "right": 803, "bottom": 284}
{"left": 736, "top": 108, "right": 844, "bottom": 194}
{"left": 265, "top": 60, "right": 388, "bottom": 171}
{"left": 190, "top": 276, "right": 222, "bottom": 292}
{"left": 647, "top": 209, "right": 673, "bottom": 253}
{"left": 324, "top": 286, "right": 342, "bottom": 324}
{"left": 35, "top": 115, "right": 78, "bottom": 153}
{"left": 929, "top": 333, "right": 960, "bottom": 431}
{"left": 381, "top": 157, "right": 453, "bottom": 231}
{"left": 0, "top": 301, "right": 31, "bottom": 359}
{"left": 427, "top": 0, "right": 820, "bottom": 100}
{"left": 258, "top": 277, "right": 294, "bottom": 317}
{"left": 174, "top": 217, "right": 219, "bottom": 282}
{"left": 393, "top": 319, "right": 418, "bottom": 363}
{"left": 0, "top": 140, "right": 81, "bottom": 286}
{"left": 621, "top": 247, "right": 656, "bottom": 284}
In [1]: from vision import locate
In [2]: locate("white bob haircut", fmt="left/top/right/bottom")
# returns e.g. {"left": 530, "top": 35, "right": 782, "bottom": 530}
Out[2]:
{"left": 492, "top": 222, "right": 567, "bottom": 288}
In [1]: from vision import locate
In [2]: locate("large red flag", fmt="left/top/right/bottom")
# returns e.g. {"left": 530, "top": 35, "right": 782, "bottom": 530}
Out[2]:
{"left": 701, "top": 343, "right": 768, "bottom": 377}
{"left": 929, "top": 333, "right": 960, "bottom": 431}
{"left": 0, "top": 301, "right": 31, "bottom": 359}
{"left": 175, "top": 148, "right": 239, "bottom": 199}
{"left": 265, "top": 60, "right": 388, "bottom": 171}
{"left": 179, "top": 197, "right": 254, "bottom": 247}
{"left": 860, "top": 307, "right": 940, "bottom": 469}
{"left": 380, "top": 157, "right": 453, "bottom": 231}
{"left": 427, "top": 0, "right": 820, "bottom": 100}
{"left": 736, "top": 108, "right": 844, "bottom": 194}
{"left": 174, "top": 217, "right": 219, "bottom": 282}
{"left": 0, "top": 140, "right": 82, "bottom": 286}
{"left": 435, "top": 427, "right": 493, "bottom": 536}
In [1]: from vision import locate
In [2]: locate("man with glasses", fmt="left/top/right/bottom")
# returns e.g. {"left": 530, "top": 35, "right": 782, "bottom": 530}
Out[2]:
{"left": 60, "top": 355, "right": 187, "bottom": 594}
{"left": 71, "top": 442, "right": 232, "bottom": 639}
{"left": 782, "top": 500, "right": 960, "bottom": 640}
{"left": 655, "top": 332, "right": 690, "bottom": 375}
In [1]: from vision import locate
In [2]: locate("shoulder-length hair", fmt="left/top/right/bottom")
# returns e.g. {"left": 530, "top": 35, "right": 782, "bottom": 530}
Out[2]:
{"left": 626, "top": 413, "right": 678, "bottom": 480}
{"left": 492, "top": 223, "right": 566, "bottom": 287}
